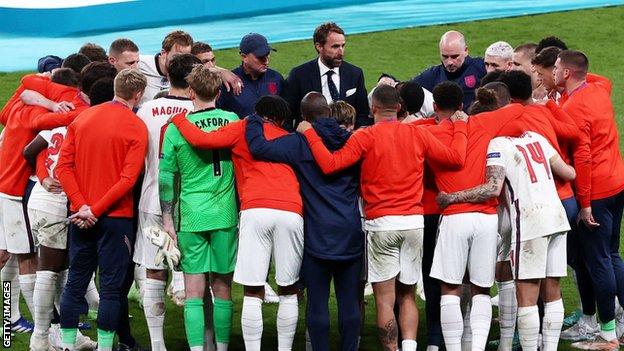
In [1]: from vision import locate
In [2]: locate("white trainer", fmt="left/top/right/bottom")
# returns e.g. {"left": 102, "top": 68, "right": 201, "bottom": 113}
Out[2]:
{"left": 561, "top": 314, "right": 600, "bottom": 342}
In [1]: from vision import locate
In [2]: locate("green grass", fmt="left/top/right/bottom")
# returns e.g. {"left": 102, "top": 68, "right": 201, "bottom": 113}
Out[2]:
{"left": 3, "top": 5, "right": 624, "bottom": 350}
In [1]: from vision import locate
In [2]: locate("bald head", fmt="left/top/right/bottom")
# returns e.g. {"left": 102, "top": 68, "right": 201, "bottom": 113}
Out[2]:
{"left": 301, "top": 92, "right": 330, "bottom": 122}
{"left": 439, "top": 30, "right": 468, "bottom": 73}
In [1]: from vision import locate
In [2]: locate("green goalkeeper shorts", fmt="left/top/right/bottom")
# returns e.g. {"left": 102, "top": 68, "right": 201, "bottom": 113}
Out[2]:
{"left": 177, "top": 226, "right": 238, "bottom": 274}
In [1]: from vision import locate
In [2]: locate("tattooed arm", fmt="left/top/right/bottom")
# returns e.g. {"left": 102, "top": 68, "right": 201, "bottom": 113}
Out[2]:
{"left": 437, "top": 165, "right": 505, "bottom": 209}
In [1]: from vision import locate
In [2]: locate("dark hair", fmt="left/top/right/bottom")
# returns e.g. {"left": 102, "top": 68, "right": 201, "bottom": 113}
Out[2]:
{"left": 301, "top": 92, "right": 330, "bottom": 121}
{"left": 62, "top": 53, "right": 91, "bottom": 74}
{"left": 432, "top": 81, "right": 463, "bottom": 111}
{"left": 497, "top": 70, "right": 532, "bottom": 101}
{"left": 88, "top": 78, "right": 114, "bottom": 105}
{"left": 558, "top": 50, "right": 589, "bottom": 75}
{"left": 399, "top": 81, "right": 425, "bottom": 115}
{"left": 109, "top": 38, "right": 139, "bottom": 56}
{"left": 482, "top": 81, "right": 511, "bottom": 106}
{"left": 80, "top": 61, "right": 118, "bottom": 96}
{"left": 168, "top": 54, "right": 201, "bottom": 89}
{"left": 371, "top": 84, "right": 400, "bottom": 110}
{"left": 480, "top": 69, "right": 504, "bottom": 87}
{"left": 191, "top": 42, "right": 213, "bottom": 55}
{"left": 255, "top": 95, "right": 291, "bottom": 125}
{"left": 313, "top": 22, "right": 344, "bottom": 47}
{"left": 468, "top": 88, "right": 498, "bottom": 114}
{"left": 532, "top": 46, "right": 562, "bottom": 68}
{"left": 536, "top": 36, "right": 568, "bottom": 54}
{"left": 162, "top": 30, "right": 193, "bottom": 52}
{"left": 79, "top": 43, "right": 108, "bottom": 62}
{"left": 50, "top": 68, "right": 79, "bottom": 88}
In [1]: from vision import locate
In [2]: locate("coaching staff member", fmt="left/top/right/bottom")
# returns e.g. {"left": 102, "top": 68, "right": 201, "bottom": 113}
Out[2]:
{"left": 283, "top": 22, "right": 371, "bottom": 129}
{"left": 56, "top": 69, "right": 148, "bottom": 350}
{"left": 412, "top": 30, "right": 486, "bottom": 111}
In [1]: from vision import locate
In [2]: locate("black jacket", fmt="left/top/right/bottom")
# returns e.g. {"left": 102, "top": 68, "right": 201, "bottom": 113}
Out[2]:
{"left": 282, "top": 58, "right": 371, "bottom": 130}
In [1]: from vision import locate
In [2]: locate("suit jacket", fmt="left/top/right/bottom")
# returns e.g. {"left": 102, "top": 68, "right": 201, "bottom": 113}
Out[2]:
{"left": 282, "top": 58, "right": 371, "bottom": 130}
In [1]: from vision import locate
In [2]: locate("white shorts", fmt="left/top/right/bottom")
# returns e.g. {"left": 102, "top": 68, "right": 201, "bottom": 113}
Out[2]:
{"left": 0, "top": 194, "right": 37, "bottom": 254}
{"left": 27, "top": 208, "right": 67, "bottom": 250}
{"left": 133, "top": 212, "right": 166, "bottom": 270}
{"left": 367, "top": 228, "right": 423, "bottom": 285}
{"left": 511, "top": 232, "right": 567, "bottom": 280}
{"left": 233, "top": 208, "right": 304, "bottom": 287}
{"left": 430, "top": 213, "right": 498, "bottom": 287}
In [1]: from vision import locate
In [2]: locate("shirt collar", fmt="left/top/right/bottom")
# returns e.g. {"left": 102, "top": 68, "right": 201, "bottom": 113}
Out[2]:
{"left": 154, "top": 53, "right": 166, "bottom": 78}
{"left": 318, "top": 57, "right": 339, "bottom": 77}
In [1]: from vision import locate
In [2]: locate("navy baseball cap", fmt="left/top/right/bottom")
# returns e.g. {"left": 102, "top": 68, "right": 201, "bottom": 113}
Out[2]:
{"left": 37, "top": 55, "right": 63, "bottom": 73}
{"left": 239, "top": 33, "right": 276, "bottom": 57}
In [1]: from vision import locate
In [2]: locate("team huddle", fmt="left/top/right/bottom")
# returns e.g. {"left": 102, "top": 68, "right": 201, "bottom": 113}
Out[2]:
{"left": 0, "top": 20, "right": 623, "bottom": 351}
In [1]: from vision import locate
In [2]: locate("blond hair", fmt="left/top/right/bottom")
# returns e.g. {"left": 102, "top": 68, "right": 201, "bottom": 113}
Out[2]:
{"left": 114, "top": 69, "right": 147, "bottom": 100}
{"left": 186, "top": 65, "right": 222, "bottom": 101}
{"left": 329, "top": 100, "right": 356, "bottom": 127}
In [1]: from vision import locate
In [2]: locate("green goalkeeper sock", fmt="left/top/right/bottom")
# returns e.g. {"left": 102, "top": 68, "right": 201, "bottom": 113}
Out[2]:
{"left": 600, "top": 319, "right": 616, "bottom": 340}
{"left": 97, "top": 329, "right": 116, "bottom": 350}
{"left": 61, "top": 328, "right": 77, "bottom": 350}
{"left": 213, "top": 297, "right": 233, "bottom": 343}
{"left": 185, "top": 298, "right": 205, "bottom": 347}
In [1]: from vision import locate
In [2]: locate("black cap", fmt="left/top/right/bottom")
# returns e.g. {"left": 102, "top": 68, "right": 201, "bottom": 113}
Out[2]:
{"left": 239, "top": 33, "right": 276, "bottom": 57}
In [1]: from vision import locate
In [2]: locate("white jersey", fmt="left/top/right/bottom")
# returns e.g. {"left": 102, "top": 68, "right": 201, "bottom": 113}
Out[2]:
{"left": 486, "top": 132, "right": 570, "bottom": 242}
{"left": 138, "top": 53, "right": 169, "bottom": 107}
{"left": 137, "top": 95, "right": 194, "bottom": 215}
{"left": 27, "top": 127, "right": 68, "bottom": 217}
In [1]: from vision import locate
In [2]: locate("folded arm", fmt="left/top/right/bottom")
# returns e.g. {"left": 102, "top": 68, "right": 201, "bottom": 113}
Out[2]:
{"left": 437, "top": 165, "right": 505, "bottom": 209}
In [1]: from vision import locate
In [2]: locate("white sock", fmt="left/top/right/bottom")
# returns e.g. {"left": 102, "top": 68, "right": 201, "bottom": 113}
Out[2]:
{"left": 55, "top": 269, "right": 68, "bottom": 312}
{"left": 461, "top": 304, "right": 471, "bottom": 351}
{"left": 440, "top": 295, "right": 463, "bottom": 351}
{"left": 171, "top": 270, "right": 185, "bottom": 293}
{"left": 190, "top": 347, "right": 203, "bottom": 351}
{"left": 305, "top": 328, "right": 312, "bottom": 351}
{"left": 241, "top": 296, "right": 263, "bottom": 351}
{"left": 517, "top": 305, "right": 539, "bottom": 351}
{"left": 134, "top": 265, "right": 146, "bottom": 297}
{"left": 2, "top": 255, "right": 22, "bottom": 323}
{"left": 542, "top": 299, "right": 564, "bottom": 351}
{"left": 216, "top": 342, "right": 228, "bottom": 351}
{"left": 460, "top": 285, "right": 472, "bottom": 351}
{"left": 496, "top": 281, "right": 517, "bottom": 351}
{"left": 98, "top": 345, "right": 112, "bottom": 351}
{"left": 32, "top": 271, "right": 58, "bottom": 337}
{"left": 19, "top": 273, "right": 37, "bottom": 318}
{"left": 277, "top": 294, "right": 298, "bottom": 351}
{"left": 143, "top": 278, "right": 166, "bottom": 350}
{"left": 402, "top": 339, "right": 417, "bottom": 351}
{"left": 204, "top": 287, "right": 215, "bottom": 351}
{"left": 85, "top": 274, "right": 99, "bottom": 310}
{"left": 470, "top": 294, "right": 492, "bottom": 351}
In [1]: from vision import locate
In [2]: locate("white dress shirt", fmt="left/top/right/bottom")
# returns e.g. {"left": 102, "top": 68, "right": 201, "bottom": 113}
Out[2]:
{"left": 318, "top": 58, "right": 340, "bottom": 103}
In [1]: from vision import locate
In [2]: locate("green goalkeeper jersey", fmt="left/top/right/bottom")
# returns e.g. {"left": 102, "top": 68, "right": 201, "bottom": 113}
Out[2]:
{"left": 159, "top": 108, "right": 239, "bottom": 232}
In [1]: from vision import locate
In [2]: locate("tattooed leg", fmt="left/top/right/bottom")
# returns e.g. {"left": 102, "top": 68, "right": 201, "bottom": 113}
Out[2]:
{"left": 373, "top": 279, "right": 399, "bottom": 351}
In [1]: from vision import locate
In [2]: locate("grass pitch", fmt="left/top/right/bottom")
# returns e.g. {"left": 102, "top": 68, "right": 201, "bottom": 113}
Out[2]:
{"left": 2, "top": 5, "right": 624, "bottom": 350}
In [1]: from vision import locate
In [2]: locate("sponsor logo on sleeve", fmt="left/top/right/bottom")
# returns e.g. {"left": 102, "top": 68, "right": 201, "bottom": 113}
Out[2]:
{"left": 487, "top": 152, "right": 501, "bottom": 159}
